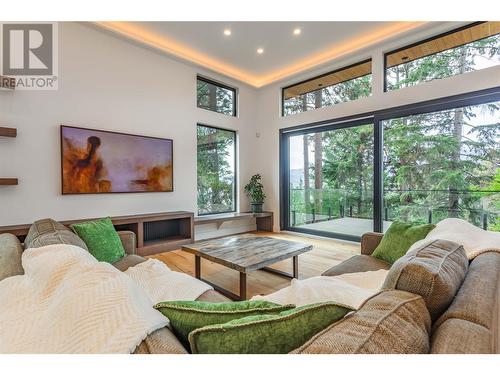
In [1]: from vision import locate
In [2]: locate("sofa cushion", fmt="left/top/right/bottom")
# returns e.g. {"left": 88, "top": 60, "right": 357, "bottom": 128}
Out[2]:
{"left": 382, "top": 239, "right": 468, "bottom": 321}
{"left": 291, "top": 290, "right": 431, "bottom": 354}
{"left": 434, "top": 252, "right": 500, "bottom": 331}
{"left": 372, "top": 221, "right": 435, "bottom": 264}
{"left": 133, "top": 327, "right": 189, "bottom": 354}
{"left": 112, "top": 254, "right": 146, "bottom": 271}
{"left": 24, "top": 218, "right": 89, "bottom": 251}
{"left": 431, "top": 318, "right": 492, "bottom": 354}
{"left": 71, "top": 217, "right": 125, "bottom": 263}
{"left": 0, "top": 234, "right": 24, "bottom": 281}
{"left": 196, "top": 289, "right": 231, "bottom": 303}
{"left": 322, "top": 254, "right": 391, "bottom": 277}
{"left": 117, "top": 231, "right": 136, "bottom": 255}
{"left": 155, "top": 300, "right": 295, "bottom": 349}
{"left": 189, "top": 302, "right": 352, "bottom": 354}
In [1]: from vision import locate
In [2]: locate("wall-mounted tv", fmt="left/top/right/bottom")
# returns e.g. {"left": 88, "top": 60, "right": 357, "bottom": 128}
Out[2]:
{"left": 61, "top": 125, "right": 173, "bottom": 194}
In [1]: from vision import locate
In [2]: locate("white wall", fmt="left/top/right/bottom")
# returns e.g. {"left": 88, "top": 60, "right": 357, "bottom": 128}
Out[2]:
{"left": 0, "top": 22, "right": 260, "bottom": 236}
{"left": 254, "top": 22, "right": 500, "bottom": 231}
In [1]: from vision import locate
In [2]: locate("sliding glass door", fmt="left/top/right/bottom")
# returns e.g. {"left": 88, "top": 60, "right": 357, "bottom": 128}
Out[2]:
{"left": 284, "top": 122, "right": 375, "bottom": 240}
{"left": 280, "top": 89, "right": 500, "bottom": 241}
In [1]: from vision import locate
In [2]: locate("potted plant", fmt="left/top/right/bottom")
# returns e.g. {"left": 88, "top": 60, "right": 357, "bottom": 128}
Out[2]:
{"left": 244, "top": 174, "right": 266, "bottom": 213}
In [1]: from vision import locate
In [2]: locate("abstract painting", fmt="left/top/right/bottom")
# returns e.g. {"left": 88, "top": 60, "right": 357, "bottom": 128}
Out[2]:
{"left": 61, "top": 125, "right": 173, "bottom": 194}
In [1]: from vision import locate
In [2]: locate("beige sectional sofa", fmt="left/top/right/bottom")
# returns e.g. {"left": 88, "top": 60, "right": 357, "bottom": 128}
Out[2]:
{"left": 319, "top": 232, "right": 499, "bottom": 354}
{"left": 0, "top": 220, "right": 498, "bottom": 354}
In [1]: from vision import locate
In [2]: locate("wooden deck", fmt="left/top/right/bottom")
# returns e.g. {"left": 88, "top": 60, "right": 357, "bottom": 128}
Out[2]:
{"left": 150, "top": 231, "right": 360, "bottom": 299}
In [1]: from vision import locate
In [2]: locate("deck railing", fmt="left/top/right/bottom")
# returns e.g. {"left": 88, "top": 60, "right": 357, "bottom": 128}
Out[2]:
{"left": 289, "top": 188, "right": 500, "bottom": 231}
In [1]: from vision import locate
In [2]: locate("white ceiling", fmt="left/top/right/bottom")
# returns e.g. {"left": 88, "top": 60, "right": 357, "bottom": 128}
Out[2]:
{"left": 96, "top": 21, "right": 427, "bottom": 87}
{"left": 134, "top": 22, "right": 394, "bottom": 75}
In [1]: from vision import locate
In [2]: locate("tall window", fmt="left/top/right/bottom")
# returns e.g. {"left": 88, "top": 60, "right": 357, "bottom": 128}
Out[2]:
{"left": 282, "top": 60, "right": 372, "bottom": 116}
{"left": 383, "top": 101, "right": 500, "bottom": 230}
{"left": 197, "top": 76, "right": 237, "bottom": 116}
{"left": 197, "top": 124, "right": 237, "bottom": 215}
{"left": 385, "top": 22, "right": 500, "bottom": 91}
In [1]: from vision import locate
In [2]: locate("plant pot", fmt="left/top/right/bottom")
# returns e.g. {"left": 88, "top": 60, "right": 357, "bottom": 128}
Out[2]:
{"left": 251, "top": 203, "right": 263, "bottom": 213}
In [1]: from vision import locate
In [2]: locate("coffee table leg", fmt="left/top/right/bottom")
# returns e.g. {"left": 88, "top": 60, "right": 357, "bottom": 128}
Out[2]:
{"left": 292, "top": 256, "right": 299, "bottom": 279}
{"left": 195, "top": 255, "right": 201, "bottom": 279}
{"left": 240, "top": 272, "right": 247, "bottom": 300}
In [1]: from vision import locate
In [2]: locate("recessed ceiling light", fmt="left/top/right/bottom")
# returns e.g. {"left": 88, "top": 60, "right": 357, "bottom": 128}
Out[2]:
{"left": 293, "top": 28, "right": 301, "bottom": 35}
{"left": 257, "top": 48, "right": 264, "bottom": 54}
{"left": 224, "top": 29, "right": 231, "bottom": 36}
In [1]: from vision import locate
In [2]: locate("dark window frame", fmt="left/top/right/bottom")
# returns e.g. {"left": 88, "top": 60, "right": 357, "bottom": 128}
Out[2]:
{"left": 196, "top": 123, "right": 238, "bottom": 216}
{"left": 197, "top": 75, "right": 238, "bottom": 117}
{"left": 280, "top": 117, "right": 375, "bottom": 243}
{"left": 281, "top": 59, "right": 372, "bottom": 117}
{"left": 279, "top": 86, "right": 500, "bottom": 242}
{"left": 383, "top": 21, "right": 496, "bottom": 92}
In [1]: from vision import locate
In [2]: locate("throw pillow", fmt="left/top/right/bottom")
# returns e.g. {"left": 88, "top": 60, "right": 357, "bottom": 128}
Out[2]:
{"left": 188, "top": 302, "right": 353, "bottom": 354}
{"left": 154, "top": 300, "right": 295, "bottom": 349}
{"left": 70, "top": 217, "right": 125, "bottom": 263}
{"left": 372, "top": 221, "right": 435, "bottom": 264}
{"left": 291, "top": 290, "right": 431, "bottom": 354}
{"left": 382, "top": 239, "right": 468, "bottom": 321}
{"left": 24, "top": 218, "right": 89, "bottom": 251}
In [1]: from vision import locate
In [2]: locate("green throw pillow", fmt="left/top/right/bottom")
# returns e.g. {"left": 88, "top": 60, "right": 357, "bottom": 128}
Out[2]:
{"left": 372, "top": 221, "right": 435, "bottom": 264}
{"left": 154, "top": 300, "right": 295, "bottom": 349}
{"left": 70, "top": 217, "right": 125, "bottom": 263}
{"left": 188, "top": 302, "right": 353, "bottom": 354}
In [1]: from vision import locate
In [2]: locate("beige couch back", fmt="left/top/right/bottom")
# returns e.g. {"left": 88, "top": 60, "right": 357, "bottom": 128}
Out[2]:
{"left": 431, "top": 252, "right": 500, "bottom": 353}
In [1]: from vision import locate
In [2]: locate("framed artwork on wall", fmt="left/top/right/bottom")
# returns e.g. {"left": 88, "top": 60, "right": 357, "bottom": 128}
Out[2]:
{"left": 61, "top": 125, "right": 173, "bottom": 194}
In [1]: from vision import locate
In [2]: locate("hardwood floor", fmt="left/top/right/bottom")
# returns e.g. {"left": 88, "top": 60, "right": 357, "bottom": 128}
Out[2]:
{"left": 149, "top": 231, "right": 360, "bottom": 299}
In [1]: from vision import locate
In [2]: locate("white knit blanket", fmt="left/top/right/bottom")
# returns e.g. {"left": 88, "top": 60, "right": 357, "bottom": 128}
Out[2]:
{"left": 408, "top": 218, "right": 500, "bottom": 259}
{"left": 251, "top": 269, "right": 389, "bottom": 309}
{"left": 124, "top": 259, "right": 212, "bottom": 304}
{"left": 0, "top": 245, "right": 169, "bottom": 354}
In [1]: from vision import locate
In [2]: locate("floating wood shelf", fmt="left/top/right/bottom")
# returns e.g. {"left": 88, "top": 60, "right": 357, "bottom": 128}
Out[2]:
{"left": 0, "top": 178, "right": 18, "bottom": 186}
{"left": 0, "top": 75, "right": 15, "bottom": 90}
{"left": 0, "top": 129, "right": 18, "bottom": 185}
{"left": 0, "top": 127, "right": 17, "bottom": 137}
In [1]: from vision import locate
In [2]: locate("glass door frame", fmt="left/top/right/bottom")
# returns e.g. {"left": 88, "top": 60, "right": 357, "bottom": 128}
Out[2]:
{"left": 280, "top": 117, "right": 377, "bottom": 242}
{"left": 279, "top": 86, "right": 500, "bottom": 242}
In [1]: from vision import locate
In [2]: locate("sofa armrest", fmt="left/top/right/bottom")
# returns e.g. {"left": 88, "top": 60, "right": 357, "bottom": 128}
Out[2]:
{"left": 361, "top": 232, "right": 384, "bottom": 255}
{"left": 0, "top": 233, "right": 24, "bottom": 281}
{"left": 118, "top": 231, "right": 136, "bottom": 255}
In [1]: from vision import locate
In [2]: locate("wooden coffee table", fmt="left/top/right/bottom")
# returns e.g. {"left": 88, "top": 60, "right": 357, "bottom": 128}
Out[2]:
{"left": 181, "top": 234, "right": 313, "bottom": 300}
